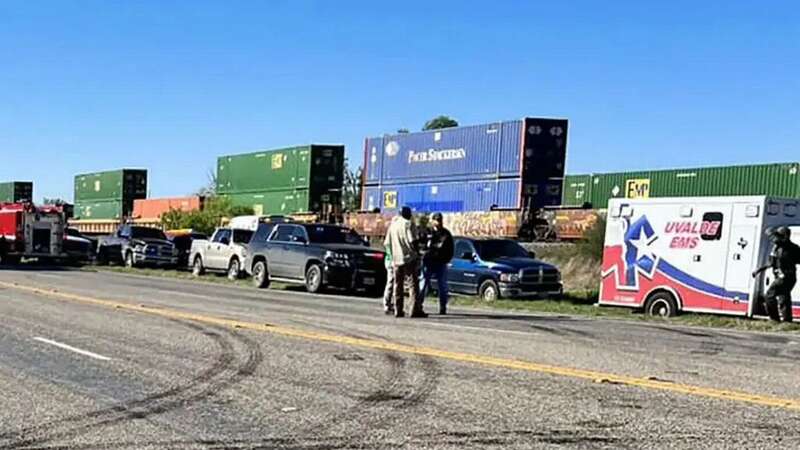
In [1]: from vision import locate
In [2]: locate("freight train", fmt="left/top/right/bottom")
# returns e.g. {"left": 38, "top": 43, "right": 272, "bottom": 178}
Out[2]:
{"left": 41, "top": 118, "right": 800, "bottom": 242}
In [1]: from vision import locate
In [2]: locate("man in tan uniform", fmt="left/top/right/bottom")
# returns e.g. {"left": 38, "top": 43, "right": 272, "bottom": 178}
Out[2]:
{"left": 384, "top": 206, "right": 427, "bottom": 318}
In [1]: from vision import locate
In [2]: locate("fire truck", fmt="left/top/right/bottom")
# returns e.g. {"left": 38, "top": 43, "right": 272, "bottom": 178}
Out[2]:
{"left": 600, "top": 196, "right": 800, "bottom": 319}
{"left": 0, "top": 203, "right": 68, "bottom": 265}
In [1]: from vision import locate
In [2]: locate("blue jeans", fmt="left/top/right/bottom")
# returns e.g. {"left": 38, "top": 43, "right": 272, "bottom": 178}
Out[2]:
{"left": 420, "top": 262, "right": 448, "bottom": 311}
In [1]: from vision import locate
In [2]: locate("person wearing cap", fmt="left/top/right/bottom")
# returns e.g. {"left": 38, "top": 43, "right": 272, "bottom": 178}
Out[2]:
{"left": 384, "top": 206, "right": 427, "bottom": 318}
{"left": 420, "top": 212, "right": 455, "bottom": 315}
{"left": 753, "top": 226, "right": 800, "bottom": 322}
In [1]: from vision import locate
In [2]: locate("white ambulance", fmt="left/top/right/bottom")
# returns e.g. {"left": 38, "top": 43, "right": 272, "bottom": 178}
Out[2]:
{"left": 599, "top": 196, "right": 800, "bottom": 318}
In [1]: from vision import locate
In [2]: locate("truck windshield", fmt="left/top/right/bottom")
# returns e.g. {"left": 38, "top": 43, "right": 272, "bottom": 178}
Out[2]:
{"left": 232, "top": 229, "right": 254, "bottom": 244}
{"left": 305, "top": 225, "right": 365, "bottom": 245}
{"left": 131, "top": 227, "right": 168, "bottom": 240}
{"left": 474, "top": 240, "right": 529, "bottom": 260}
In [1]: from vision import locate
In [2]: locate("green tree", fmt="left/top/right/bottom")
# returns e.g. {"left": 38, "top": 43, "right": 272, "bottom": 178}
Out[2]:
{"left": 160, "top": 196, "right": 254, "bottom": 235}
{"left": 342, "top": 158, "right": 363, "bottom": 212}
{"left": 195, "top": 169, "right": 217, "bottom": 197}
{"left": 42, "top": 197, "right": 68, "bottom": 205}
{"left": 423, "top": 115, "right": 459, "bottom": 130}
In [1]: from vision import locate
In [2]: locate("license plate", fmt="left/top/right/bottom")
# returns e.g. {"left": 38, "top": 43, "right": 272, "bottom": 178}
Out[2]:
{"left": 363, "top": 277, "right": 375, "bottom": 286}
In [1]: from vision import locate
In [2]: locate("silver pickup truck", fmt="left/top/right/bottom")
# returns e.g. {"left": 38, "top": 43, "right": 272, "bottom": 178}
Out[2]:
{"left": 189, "top": 227, "right": 254, "bottom": 279}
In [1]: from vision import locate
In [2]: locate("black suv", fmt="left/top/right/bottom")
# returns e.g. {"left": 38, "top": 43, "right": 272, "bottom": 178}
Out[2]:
{"left": 97, "top": 225, "right": 178, "bottom": 268}
{"left": 245, "top": 223, "right": 386, "bottom": 295}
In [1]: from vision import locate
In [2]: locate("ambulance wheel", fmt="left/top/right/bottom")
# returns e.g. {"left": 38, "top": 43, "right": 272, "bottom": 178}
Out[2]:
{"left": 645, "top": 292, "right": 679, "bottom": 318}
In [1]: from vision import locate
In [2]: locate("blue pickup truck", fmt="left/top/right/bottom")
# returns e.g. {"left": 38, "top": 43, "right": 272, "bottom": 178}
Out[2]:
{"left": 445, "top": 238, "right": 562, "bottom": 301}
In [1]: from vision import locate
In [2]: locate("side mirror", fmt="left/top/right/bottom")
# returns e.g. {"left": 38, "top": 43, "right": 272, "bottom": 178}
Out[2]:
{"left": 460, "top": 252, "right": 475, "bottom": 260}
{"left": 528, "top": 251, "right": 536, "bottom": 259}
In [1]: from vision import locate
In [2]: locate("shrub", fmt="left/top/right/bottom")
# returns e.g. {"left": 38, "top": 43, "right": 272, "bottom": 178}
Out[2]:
{"left": 160, "top": 197, "right": 254, "bottom": 235}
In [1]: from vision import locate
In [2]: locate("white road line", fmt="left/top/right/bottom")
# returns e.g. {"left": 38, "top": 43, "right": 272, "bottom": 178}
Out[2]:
{"left": 32, "top": 337, "right": 112, "bottom": 361}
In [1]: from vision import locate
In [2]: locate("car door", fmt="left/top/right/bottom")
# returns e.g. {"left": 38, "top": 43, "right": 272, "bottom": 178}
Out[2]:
{"left": 209, "top": 229, "right": 231, "bottom": 270}
{"left": 448, "top": 239, "right": 479, "bottom": 294}
{"left": 268, "top": 225, "right": 295, "bottom": 277}
{"left": 285, "top": 226, "right": 310, "bottom": 279}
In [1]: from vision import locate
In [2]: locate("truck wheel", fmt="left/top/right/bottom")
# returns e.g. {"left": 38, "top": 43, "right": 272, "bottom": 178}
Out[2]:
{"left": 227, "top": 258, "right": 241, "bottom": 280}
{"left": 252, "top": 261, "right": 270, "bottom": 289}
{"left": 192, "top": 256, "right": 205, "bottom": 277}
{"left": 645, "top": 292, "right": 679, "bottom": 318}
{"left": 124, "top": 251, "right": 135, "bottom": 269}
{"left": 305, "top": 264, "right": 323, "bottom": 293}
{"left": 479, "top": 279, "right": 500, "bottom": 302}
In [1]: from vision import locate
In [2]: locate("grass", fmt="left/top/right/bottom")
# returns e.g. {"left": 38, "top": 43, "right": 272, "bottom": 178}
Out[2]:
{"left": 89, "top": 265, "right": 800, "bottom": 334}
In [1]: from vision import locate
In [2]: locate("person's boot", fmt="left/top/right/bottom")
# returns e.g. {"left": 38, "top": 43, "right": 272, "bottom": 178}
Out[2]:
{"left": 395, "top": 298, "right": 405, "bottom": 318}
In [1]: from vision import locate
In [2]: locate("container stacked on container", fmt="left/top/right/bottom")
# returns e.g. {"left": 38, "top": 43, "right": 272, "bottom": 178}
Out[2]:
{"left": 562, "top": 162, "right": 800, "bottom": 208}
{"left": 362, "top": 117, "right": 568, "bottom": 214}
{"left": 217, "top": 145, "right": 344, "bottom": 216}
{"left": 74, "top": 169, "right": 148, "bottom": 220}
{"left": 0, "top": 181, "right": 33, "bottom": 203}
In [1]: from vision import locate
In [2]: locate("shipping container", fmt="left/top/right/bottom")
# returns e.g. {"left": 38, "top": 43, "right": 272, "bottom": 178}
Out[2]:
{"left": 74, "top": 200, "right": 124, "bottom": 220}
{"left": 0, "top": 181, "right": 33, "bottom": 203}
{"left": 364, "top": 117, "right": 567, "bottom": 184}
{"left": 222, "top": 188, "right": 337, "bottom": 216}
{"left": 566, "top": 162, "right": 800, "bottom": 208}
{"left": 561, "top": 174, "right": 593, "bottom": 207}
{"left": 362, "top": 178, "right": 551, "bottom": 214}
{"left": 74, "top": 169, "right": 147, "bottom": 202}
{"left": 133, "top": 196, "right": 204, "bottom": 219}
{"left": 217, "top": 145, "right": 344, "bottom": 194}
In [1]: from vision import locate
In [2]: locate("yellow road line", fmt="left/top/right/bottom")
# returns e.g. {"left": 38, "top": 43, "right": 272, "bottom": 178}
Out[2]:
{"left": 3, "top": 280, "right": 800, "bottom": 412}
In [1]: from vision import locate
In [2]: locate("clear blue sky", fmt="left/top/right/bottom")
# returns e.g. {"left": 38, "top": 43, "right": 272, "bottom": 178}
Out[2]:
{"left": 1, "top": 0, "right": 798, "bottom": 202}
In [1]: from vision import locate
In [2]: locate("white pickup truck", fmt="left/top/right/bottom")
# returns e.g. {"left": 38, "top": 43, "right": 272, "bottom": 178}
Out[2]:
{"left": 189, "top": 226, "right": 255, "bottom": 279}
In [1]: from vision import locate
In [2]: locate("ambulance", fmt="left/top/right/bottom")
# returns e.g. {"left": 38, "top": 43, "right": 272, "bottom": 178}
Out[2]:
{"left": 599, "top": 196, "right": 800, "bottom": 318}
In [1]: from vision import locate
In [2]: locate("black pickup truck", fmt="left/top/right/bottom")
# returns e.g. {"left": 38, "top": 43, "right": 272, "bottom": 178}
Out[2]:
{"left": 97, "top": 225, "right": 178, "bottom": 268}
{"left": 245, "top": 223, "right": 386, "bottom": 295}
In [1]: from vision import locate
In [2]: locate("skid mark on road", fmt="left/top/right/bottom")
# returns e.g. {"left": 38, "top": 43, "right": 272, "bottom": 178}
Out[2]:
{"left": 3, "top": 280, "right": 800, "bottom": 413}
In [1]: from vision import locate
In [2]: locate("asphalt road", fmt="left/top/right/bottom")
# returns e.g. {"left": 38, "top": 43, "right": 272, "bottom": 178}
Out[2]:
{"left": 0, "top": 267, "right": 799, "bottom": 449}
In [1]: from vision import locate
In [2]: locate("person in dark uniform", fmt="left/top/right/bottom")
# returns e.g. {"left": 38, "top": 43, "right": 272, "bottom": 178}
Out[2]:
{"left": 752, "top": 226, "right": 800, "bottom": 322}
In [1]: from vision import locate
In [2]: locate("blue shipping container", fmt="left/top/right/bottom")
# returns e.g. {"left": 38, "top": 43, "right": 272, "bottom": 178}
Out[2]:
{"left": 363, "top": 117, "right": 567, "bottom": 185}
{"left": 363, "top": 179, "right": 525, "bottom": 214}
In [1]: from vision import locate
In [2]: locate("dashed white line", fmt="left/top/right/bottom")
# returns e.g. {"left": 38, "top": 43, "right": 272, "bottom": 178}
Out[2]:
{"left": 33, "top": 337, "right": 112, "bottom": 361}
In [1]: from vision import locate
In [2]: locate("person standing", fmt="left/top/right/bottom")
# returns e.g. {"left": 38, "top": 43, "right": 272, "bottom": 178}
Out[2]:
{"left": 384, "top": 206, "right": 427, "bottom": 318}
{"left": 420, "top": 212, "right": 455, "bottom": 315}
{"left": 752, "top": 226, "right": 800, "bottom": 322}
{"left": 382, "top": 241, "right": 395, "bottom": 315}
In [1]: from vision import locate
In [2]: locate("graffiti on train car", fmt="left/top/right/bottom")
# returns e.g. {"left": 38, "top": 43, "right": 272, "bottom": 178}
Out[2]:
{"left": 443, "top": 211, "right": 520, "bottom": 238}
{"left": 552, "top": 209, "right": 599, "bottom": 240}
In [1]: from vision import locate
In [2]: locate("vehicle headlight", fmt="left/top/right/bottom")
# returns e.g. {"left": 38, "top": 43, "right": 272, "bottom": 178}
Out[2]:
{"left": 499, "top": 273, "right": 520, "bottom": 283}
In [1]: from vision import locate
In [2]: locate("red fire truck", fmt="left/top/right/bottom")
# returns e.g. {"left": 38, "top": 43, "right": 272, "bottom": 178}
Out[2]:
{"left": 0, "top": 203, "right": 67, "bottom": 265}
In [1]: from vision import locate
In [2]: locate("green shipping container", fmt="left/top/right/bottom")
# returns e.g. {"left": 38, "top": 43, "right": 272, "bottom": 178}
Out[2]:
{"left": 74, "top": 200, "right": 124, "bottom": 220}
{"left": 561, "top": 175, "right": 592, "bottom": 207}
{"left": 217, "top": 145, "right": 344, "bottom": 195}
{"left": 567, "top": 162, "right": 800, "bottom": 209}
{"left": 0, "top": 181, "right": 33, "bottom": 203}
{"left": 74, "top": 169, "right": 147, "bottom": 202}
{"left": 224, "top": 187, "right": 337, "bottom": 216}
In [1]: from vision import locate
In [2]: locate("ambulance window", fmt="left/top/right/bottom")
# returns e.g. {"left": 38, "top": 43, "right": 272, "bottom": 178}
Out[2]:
{"left": 767, "top": 202, "right": 780, "bottom": 216}
{"left": 701, "top": 212, "right": 723, "bottom": 241}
